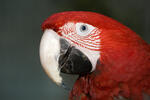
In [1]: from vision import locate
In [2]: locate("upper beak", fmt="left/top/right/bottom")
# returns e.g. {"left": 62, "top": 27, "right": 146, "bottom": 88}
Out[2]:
{"left": 40, "top": 29, "right": 92, "bottom": 85}
{"left": 40, "top": 29, "right": 62, "bottom": 85}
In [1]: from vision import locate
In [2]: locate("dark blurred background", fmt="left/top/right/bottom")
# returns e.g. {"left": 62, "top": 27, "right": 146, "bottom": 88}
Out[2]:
{"left": 0, "top": 0, "right": 150, "bottom": 100}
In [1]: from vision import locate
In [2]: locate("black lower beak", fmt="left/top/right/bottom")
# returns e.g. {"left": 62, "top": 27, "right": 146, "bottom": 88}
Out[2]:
{"left": 59, "top": 38, "right": 92, "bottom": 75}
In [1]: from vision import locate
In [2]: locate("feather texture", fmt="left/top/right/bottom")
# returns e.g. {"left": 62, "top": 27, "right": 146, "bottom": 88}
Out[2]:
{"left": 41, "top": 11, "right": 150, "bottom": 100}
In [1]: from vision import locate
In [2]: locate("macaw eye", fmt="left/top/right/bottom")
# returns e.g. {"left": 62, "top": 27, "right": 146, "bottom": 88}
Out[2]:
{"left": 80, "top": 25, "right": 88, "bottom": 32}
{"left": 76, "top": 23, "right": 95, "bottom": 36}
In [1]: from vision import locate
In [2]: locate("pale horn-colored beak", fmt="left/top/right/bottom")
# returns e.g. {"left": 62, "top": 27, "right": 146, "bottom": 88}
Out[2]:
{"left": 39, "top": 29, "right": 62, "bottom": 85}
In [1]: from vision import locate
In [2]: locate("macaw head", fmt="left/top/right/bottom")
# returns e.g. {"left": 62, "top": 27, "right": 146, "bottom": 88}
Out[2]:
{"left": 40, "top": 11, "right": 103, "bottom": 85}
{"left": 39, "top": 11, "right": 150, "bottom": 93}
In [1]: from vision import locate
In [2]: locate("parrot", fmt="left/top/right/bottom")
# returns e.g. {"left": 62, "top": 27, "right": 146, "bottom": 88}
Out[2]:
{"left": 39, "top": 11, "right": 150, "bottom": 100}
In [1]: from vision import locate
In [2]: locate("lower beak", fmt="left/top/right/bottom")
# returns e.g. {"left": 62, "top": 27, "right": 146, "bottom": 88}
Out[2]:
{"left": 40, "top": 29, "right": 92, "bottom": 85}
{"left": 59, "top": 38, "right": 92, "bottom": 74}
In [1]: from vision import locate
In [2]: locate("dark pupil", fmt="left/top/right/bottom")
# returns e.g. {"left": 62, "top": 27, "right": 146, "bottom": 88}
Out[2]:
{"left": 81, "top": 25, "right": 86, "bottom": 31}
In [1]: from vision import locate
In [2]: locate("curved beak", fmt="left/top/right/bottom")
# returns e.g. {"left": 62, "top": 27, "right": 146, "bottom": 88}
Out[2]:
{"left": 40, "top": 29, "right": 62, "bottom": 85}
{"left": 40, "top": 29, "right": 92, "bottom": 85}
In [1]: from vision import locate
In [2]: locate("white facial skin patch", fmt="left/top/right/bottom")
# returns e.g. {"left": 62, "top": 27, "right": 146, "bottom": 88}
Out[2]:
{"left": 40, "top": 29, "right": 62, "bottom": 85}
{"left": 60, "top": 22, "right": 101, "bottom": 51}
{"left": 60, "top": 22, "right": 101, "bottom": 71}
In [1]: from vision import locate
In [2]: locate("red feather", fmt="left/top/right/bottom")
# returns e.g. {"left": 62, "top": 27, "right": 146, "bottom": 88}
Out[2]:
{"left": 42, "top": 11, "right": 150, "bottom": 100}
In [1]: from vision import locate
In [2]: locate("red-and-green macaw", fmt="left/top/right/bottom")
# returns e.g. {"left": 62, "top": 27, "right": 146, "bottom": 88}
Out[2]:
{"left": 39, "top": 11, "right": 150, "bottom": 100}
